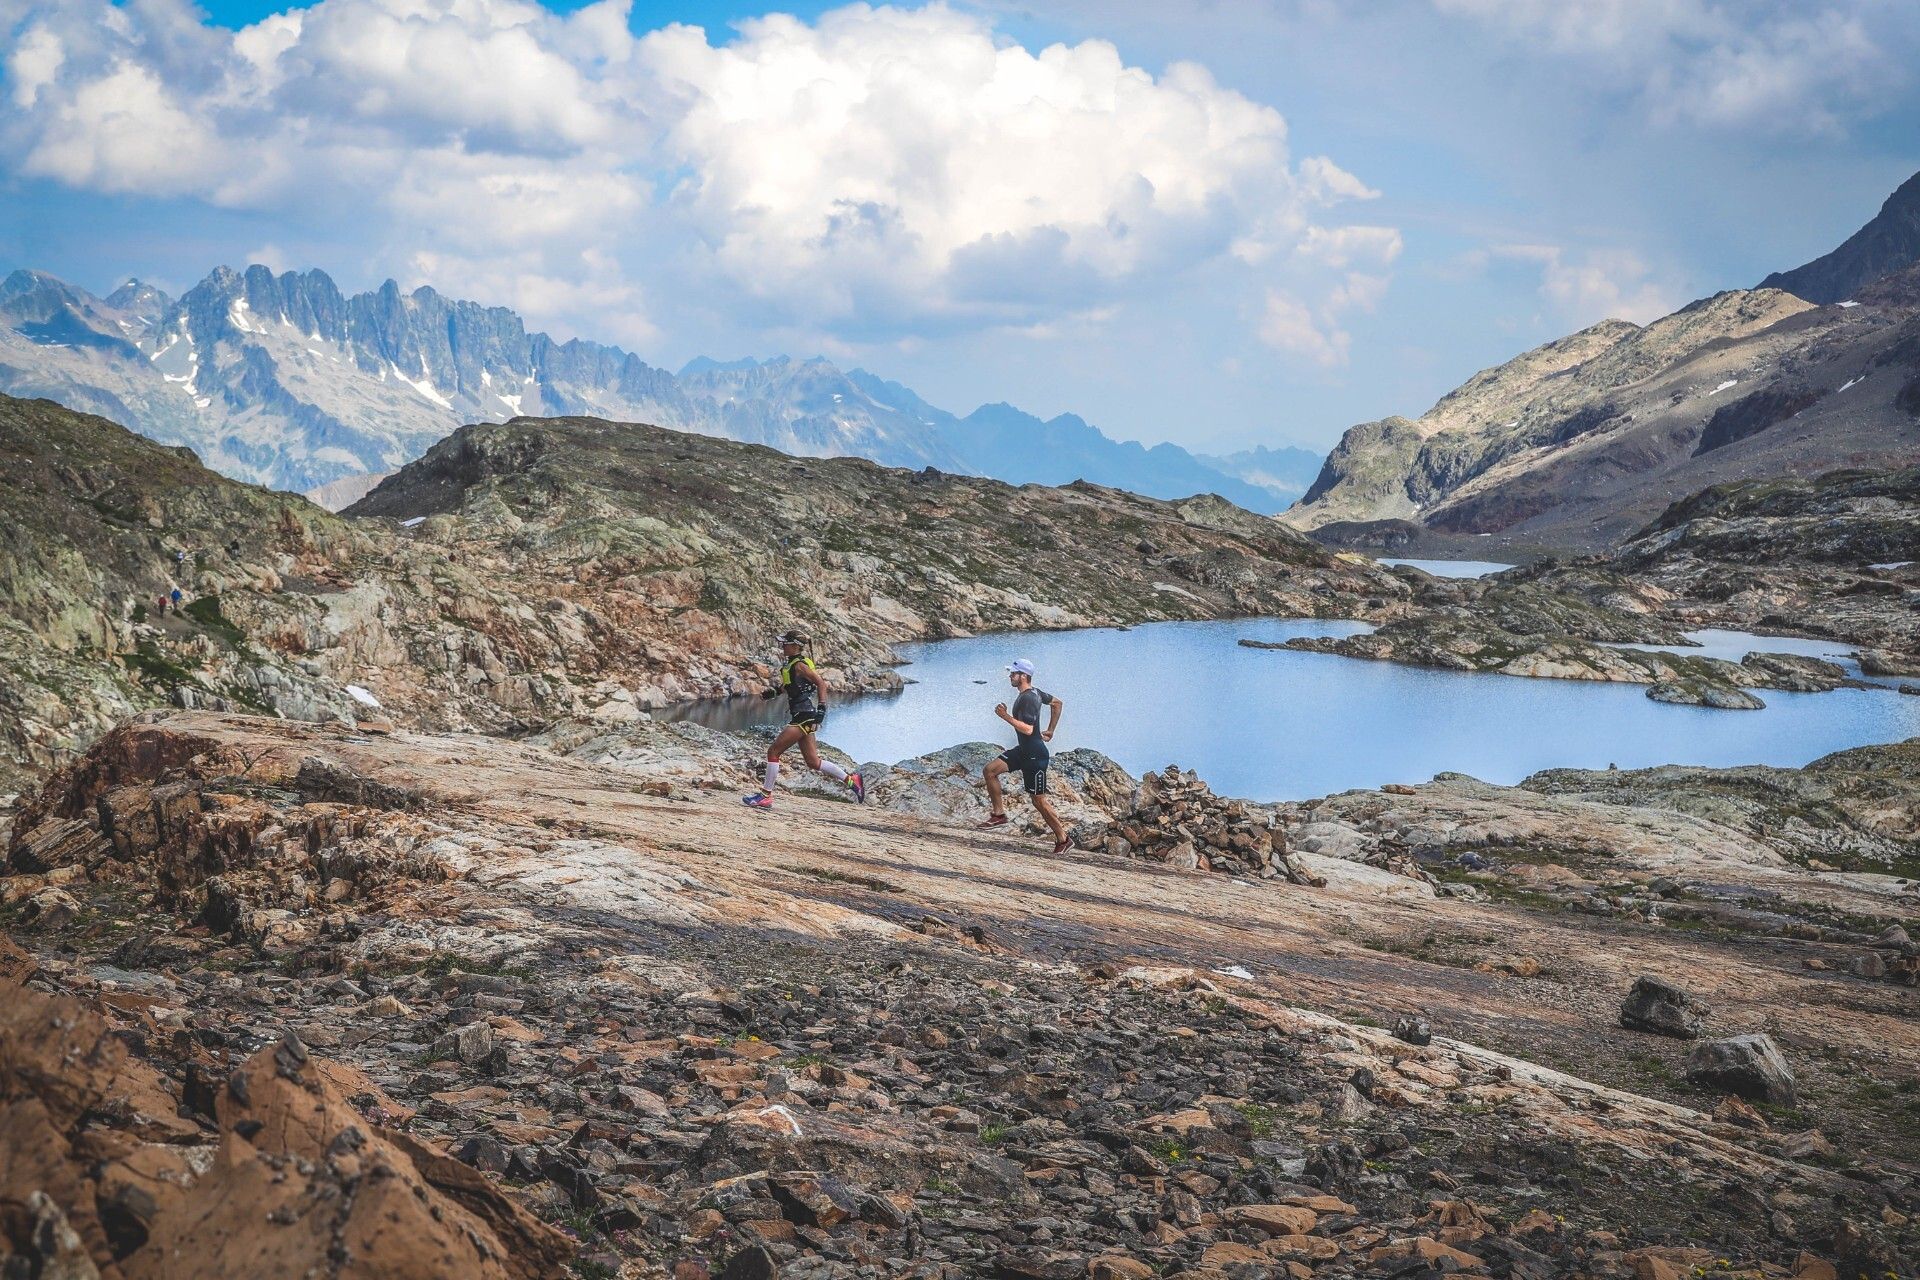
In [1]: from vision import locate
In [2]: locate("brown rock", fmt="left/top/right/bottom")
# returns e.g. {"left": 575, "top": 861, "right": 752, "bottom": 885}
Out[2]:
{"left": 1224, "top": 1204, "right": 1319, "bottom": 1236}
{"left": 1088, "top": 1257, "right": 1156, "bottom": 1280}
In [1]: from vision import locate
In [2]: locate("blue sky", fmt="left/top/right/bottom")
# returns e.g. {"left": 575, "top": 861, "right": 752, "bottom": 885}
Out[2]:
{"left": 3, "top": 0, "right": 1916, "bottom": 453}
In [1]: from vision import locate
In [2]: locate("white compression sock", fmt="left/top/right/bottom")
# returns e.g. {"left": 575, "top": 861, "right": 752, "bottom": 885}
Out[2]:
{"left": 818, "top": 761, "right": 848, "bottom": 782}
{"left": 763, "top": 761, "right": 780, "bottom": 792}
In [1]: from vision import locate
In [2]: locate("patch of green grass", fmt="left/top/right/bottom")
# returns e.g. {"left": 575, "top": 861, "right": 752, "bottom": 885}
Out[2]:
{"left": 783, "top": 1052, "right": 829, "bottom": 1069}
{"left": 1147, "top": 1137, "right": 1188, "bottom": 1164}
{"left": 119, "top": 641, "right": 197, "bottom": 686}
{"left": 1233, "top": 1101, "right": 1280, "bottom": 1139}
{"left": 184, "top": 594, "right": 246, "bottom": 646}
{"left": 1627, "top": 1052, "right": 1681, "bottom": 1087}
{"left": 363, "top": 950, "right": 537, "bottom": 981}
{"left": 920, "top": 1175, "right": 961, "bottom": 1197}
{"left": 979, "top": 1121, "right": 1012, "bottom": 1146}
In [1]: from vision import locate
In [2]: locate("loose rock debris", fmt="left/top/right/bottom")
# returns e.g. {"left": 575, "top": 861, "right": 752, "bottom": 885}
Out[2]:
{"left": 1, "top": 713, "right": 1915, "bottom": 1279}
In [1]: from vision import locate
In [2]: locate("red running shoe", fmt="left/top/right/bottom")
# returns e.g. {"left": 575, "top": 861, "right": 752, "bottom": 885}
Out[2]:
{"left": 977, "top": 813, "right": 1009, "bottom": 828}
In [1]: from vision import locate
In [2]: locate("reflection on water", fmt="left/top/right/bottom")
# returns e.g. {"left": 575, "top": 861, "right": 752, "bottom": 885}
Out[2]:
{"left": 657, "top": 618, "right": 1920, "bottom": 801}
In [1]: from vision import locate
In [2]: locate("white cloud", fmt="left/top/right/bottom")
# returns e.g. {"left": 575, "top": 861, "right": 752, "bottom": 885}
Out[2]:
{"left": 1259, "top": 288, "right": 1349, "bottom": 367}
{"left": 1295, "top": 225, "right": 1402, "bottom": 270}
{"left": 0, "top": 0, "right": 1391, "bottom": 356}
{"left": 6, "top": 23, "right": 62, "bottom": 108}
{"left": 1493, "top": 244, "right": 1676, "bottom": 326}
{"left": 1433, "top": 0, "right": 1902, "bottom": 134}
{"left": 22, "top": 60, "right": 228, "bottom": 195}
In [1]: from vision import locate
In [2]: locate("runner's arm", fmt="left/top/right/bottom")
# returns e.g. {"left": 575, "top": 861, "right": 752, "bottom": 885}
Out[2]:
{"left": 1042, "top": 694, "right": 1063, "bottom": 741}
{"left": 800, "top": 661, "right": 830, "bottom": 707}
{"left": 996, "top": 702, "right": 1036, "bottom": 735}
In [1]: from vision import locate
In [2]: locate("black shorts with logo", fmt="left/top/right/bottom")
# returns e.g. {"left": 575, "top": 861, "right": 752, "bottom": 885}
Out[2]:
{"left": 997, "top": 744, "right": 1050, "bottom": 795}
{"left": 790, "top": 708, "right": 826, "bottom": 734}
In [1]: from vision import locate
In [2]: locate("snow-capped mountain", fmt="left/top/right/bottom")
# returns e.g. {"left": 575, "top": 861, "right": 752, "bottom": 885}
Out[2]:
{"left": 0, "top": 264, "right": 1306, "bottom": 509}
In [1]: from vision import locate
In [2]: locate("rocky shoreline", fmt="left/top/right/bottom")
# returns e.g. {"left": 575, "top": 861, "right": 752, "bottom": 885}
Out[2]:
{"left": 3, "top": 711, "right": 1916, "bottom": 1278}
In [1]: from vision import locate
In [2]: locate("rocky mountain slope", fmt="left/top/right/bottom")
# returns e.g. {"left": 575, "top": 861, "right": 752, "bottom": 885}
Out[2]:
{"left": 2, "top": 709, "right": 1913, "bottom": 1278}
{"left": 0, "top": 392, "right": 1401, "bottom": 798}
{"left": 0, "top": 265, "right": 1302, "bottom": 510}
{"left": 1762, "top": 170, "right": 1920, "bottom": 305}
{"left": 1284, "top": 172, "right": 1920, "bottom": 555}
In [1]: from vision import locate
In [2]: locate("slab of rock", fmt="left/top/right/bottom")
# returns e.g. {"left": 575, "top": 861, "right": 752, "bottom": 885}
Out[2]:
{"left": 1856, "top": 649, "right": 1920, "bottom": 677}
{"left": 1620, "top": 975, "right": 1707, "bottom": 1039}
{"left": 1647, "top": 679, "right": 1764, "bottom": 710}
{"left": 1739, "top": 651, "right": 1850, "bottom": 692}
{"left": 1686, "top": 1034, "right": 1796, "bottom": 1106}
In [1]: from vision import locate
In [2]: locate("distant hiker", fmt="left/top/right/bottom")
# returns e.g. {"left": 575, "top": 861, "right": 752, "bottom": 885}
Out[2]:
{"left": 980, "top": 659, "right": 1070, "bottom": 854}
{"left": 156, "top": 593, "right": 169, "bottom": 617}
{"left": 169, "top": 587, "right": 183, "bottom": 609}
{"left": 741, "top": 628, "right": 866, "bottom": 810}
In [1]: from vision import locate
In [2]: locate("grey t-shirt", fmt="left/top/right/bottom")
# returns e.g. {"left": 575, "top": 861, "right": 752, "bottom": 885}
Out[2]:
{"left": 1010, "top": 687, "right": 1054, "bottom": 753}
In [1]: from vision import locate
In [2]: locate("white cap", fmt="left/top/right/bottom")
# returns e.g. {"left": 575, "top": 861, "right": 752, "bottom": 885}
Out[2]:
{"left": 1006, "top": 658, "right": 1036, "bottom": 677}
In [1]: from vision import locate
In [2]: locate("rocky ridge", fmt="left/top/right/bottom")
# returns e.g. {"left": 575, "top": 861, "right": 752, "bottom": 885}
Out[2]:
{"left": 2, "top": 711, "right": 1916, "bottom": 1279}
{"left": 1762, "top": 170, "right": 1920, "bottom": 306}
{"left": 0, "top": 393, "right": 1404, "bottom": 798}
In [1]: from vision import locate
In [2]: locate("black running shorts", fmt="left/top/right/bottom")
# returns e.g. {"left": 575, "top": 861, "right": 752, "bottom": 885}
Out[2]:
{"left": 790, "top": 709, "right": 826, "bottom": 734}
{"left": 997, "top": 745, "right": 1049, "bottom": 795}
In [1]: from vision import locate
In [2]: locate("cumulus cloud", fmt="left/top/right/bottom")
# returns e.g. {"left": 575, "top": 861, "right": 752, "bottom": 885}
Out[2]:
{"left": 1433, "top": 0, "right": 1904, "bottom": 134}
{"left": 1259, "top": 289, "right": 1348, "bottom": 367}
{"left": 1492, "top": 244, "right": 1676, "bottom": 327}
{"left": 0, "top": 0, "right": 1392, "bottom": 352}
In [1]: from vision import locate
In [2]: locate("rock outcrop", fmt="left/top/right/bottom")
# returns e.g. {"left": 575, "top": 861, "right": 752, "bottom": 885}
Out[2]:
{"left": 0, "top": 937, "right": 569, "bottom": 1279}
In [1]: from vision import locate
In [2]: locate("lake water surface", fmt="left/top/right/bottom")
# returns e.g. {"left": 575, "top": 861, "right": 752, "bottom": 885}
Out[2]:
{"left": 667, "top": 619, "right": 1920, "bottom": 802}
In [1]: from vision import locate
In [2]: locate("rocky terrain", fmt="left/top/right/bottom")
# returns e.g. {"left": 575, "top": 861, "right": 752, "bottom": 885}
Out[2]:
{"left": 1, "top": 710, "right": 1915, "bottom": 1279}
{"left": 1264, "top": 462, "right": 1920, "bottom": 706}
{"left": 1534, "top": 464, "right": 1920, "bottom": 661}
{"left": 1282, "top": 171, "right": 1920, "bottom": 556}
{"left": 0, "top": 266, "right": 1298, "bottom": 510}
{"left": 0, "top": 392, "right": 1403, "bottom": 798}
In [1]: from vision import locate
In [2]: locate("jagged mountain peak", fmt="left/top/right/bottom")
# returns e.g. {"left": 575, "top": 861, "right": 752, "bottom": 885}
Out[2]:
{"left": 1, "top": 264, "right": 1315, "bottom": 512}
{"left": 1761, "top": 169, "right": 1920, "bottom": 305}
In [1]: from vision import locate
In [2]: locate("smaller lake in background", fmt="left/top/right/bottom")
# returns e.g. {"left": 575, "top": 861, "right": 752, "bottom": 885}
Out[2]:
{"left": 1377, "top": 558, "right": 1515, "bottom": 579}
{"left": 663, "top": 619, "right": 1920, "bottom": 801}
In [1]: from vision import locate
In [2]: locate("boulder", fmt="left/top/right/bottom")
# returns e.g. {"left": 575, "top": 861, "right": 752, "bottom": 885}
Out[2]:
{"left": 1619, "top": 976, "right": 1707, "bottom": 1039}
{"left": 1686, "top": 1034, "right": 1795, "bottom": 1106}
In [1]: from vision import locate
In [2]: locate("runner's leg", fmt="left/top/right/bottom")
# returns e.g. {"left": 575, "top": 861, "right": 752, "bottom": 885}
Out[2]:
{"left": 1033, "top": 793, "right": 1067, "bottom": 846}
{"left": 984, "top": 757, "right": 1009, "bottom": 816}
{"left": 800, "top": 731, "right": 848, "bottom": 781}
{"left": 764, "top": 725, "right": 804, "bottom": 792}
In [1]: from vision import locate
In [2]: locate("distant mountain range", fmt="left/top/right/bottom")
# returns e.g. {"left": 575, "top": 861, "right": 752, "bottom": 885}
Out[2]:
{"left": 1284, "top": 168, "right": 1920, "bottom": 554}
{"left": 0, "top": 265, "right": 1312, "bottom": 512}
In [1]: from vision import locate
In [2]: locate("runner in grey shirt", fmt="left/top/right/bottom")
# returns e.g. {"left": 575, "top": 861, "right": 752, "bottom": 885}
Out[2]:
{"left": 979, "top": 658, "right": 1070, "bottom": 854}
